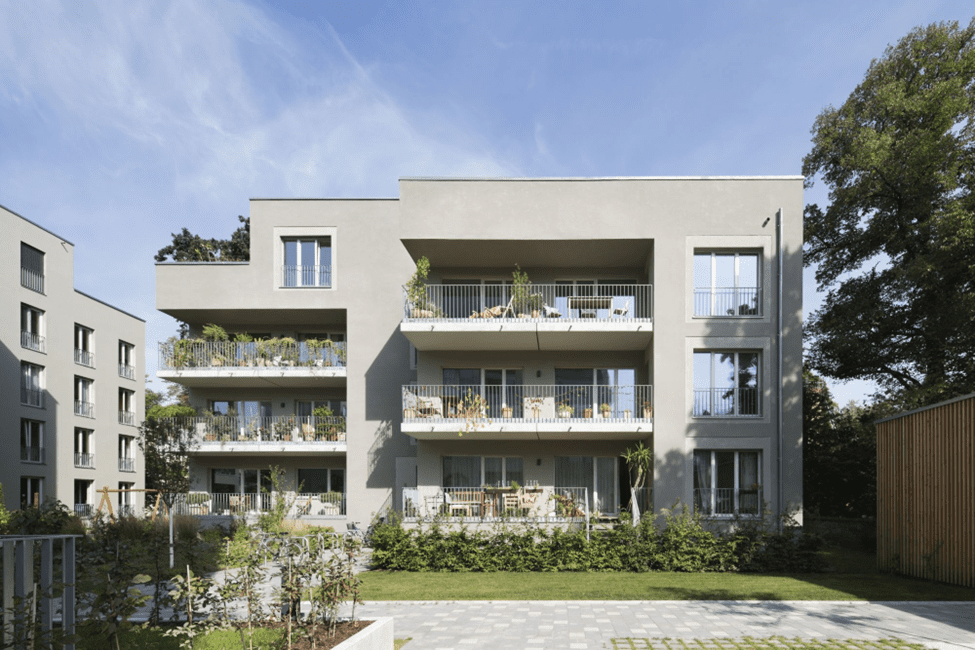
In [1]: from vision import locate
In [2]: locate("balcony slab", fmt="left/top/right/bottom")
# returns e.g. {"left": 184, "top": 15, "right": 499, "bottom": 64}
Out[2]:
{"left": 158, "top": 367, "right": 346, "bottom": 388}
{"left": 402, "top": 420, "right": 652, "bottom": 441}
{"left": 189, "top": 441, "right": 347, "bottom": 455}
{"left": 401, "top": 320, "right": 652, "bottom": 351}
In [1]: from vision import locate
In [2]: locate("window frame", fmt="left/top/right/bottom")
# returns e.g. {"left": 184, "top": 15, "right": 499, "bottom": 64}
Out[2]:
{"left": 693, "top": 250, "right": 762, "bottom": 318}
{"left": 692, "top": 350, "right": 761, "bottom": 418}
{"left": 20, "top": 243, "right": 45, "bottom": 294}
{"left": 75, "top": 427, "right": 95, "bottom": 468}
{"left": 441, "top": 455, "right": 524, "bottom": 488}
{"left": 692, "top": 449, "right": 763, "bottom": 517}
{"left": 281, "top": 237, "right": 332, "bottom": 288}
{"left": 75, "top": 376, "right": 94, "bottom": 418}
{"left": 21, "top": 419, "right": 44, "bottom": 464}
{"left": 74, "top": 324, "right": 95, "bottom": 367}
{"left": 21, "top": 304, "right": 45, "bottom": 353}
{"left": 21, "top": 362, "right": 44, "bottom": 408}
{"left": 118, "top": 341, "right": 135, "bottom": 380}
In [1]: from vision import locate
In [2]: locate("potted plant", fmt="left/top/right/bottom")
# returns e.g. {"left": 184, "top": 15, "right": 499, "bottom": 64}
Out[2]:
{"left": 306, "top": 338, "right": 325, "bottom": 366}
{"left": 511, "top": 265, "right": 533, "bottom": 316}
{"left": 501, "top": 404, "right": 513, "bottom": 418}
{"left": 525, "top": 396, "right": 543, "bottom": 418}
{"left": 405, "top": 256, "right": 434, "bottom": 317}
{"left": 273, "top": 416, "right": 295, "bottom": 441}
{"left": 583, "top": 407, "right": 593, "bottom": 419}
{"left": 278, "top": 337, "right": 298, "bottom": 366}
{"left": 233, "top": 332, "right": 253, "bottom": 365}
{"left": 642, "top": 401, "right": 653, "bottom": 419}
{"left": 201, "top": 323, "right": 228, "bottom": 366}
{"left": 557, "top": 402, "right": 573, "bottom": 418}
{"left": 624, "top": 408, "right": 632, "bottom": 420}
{"left": 312, "top": 405, "right": 334, "bottom": 440}
{"left": 255, "top": 338, "right": 271, "bottom": 366}
{"left": 600, "top": 402, "right": 612, "bottom": 418}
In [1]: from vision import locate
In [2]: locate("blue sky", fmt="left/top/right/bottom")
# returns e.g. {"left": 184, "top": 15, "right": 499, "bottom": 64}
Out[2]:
{"left": 2, "top": 1, "right": 971, "bottom": 405}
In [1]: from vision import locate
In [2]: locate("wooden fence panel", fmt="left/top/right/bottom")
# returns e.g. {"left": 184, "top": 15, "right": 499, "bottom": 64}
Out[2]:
{"left": 876, "top": 394, "right": 975, "bottom": 587}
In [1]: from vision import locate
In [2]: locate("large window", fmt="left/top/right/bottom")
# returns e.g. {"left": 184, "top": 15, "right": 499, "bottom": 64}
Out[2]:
{"left": 694, "top": 252, "right": 760, "bottom": 316}
{"left": 693, "top": 351, "right": 760, "bottom": 417}
{"left": 21, "top": 304, "right": 44, "bottom": 352}
{"left": 20, "top": 477, "right": 43, "bottom": 508}
{"left": 74, "top": 480, "right": 93, "bottom": 517}
{"left": 693, "top": 450, "right": 762, "bottom": 516}
{"left": 210, "top": 468, "right": 273, "bottom": 495}
{"left": 75, "top": 376, "right": 94, "bottom": 417}
{"left": 20, "top": 243, "right": 44, "bottom": 293}
{"left": 74, "top": 324, "right": 94, "bottom": 367}
{"left": 297, "top": 468, "right": 345, "bottom": 494}
{"left": 282, "top": 237, "right": 331, "bottom": 287}
{"left": 119, "top": 389, "right": 136, "bottom": 426}
{"left": 75, "top": 428, "right": 94, "bottom": 468}
{"left": 443, "top": 368, "right": 524, "bottom": 418}
{"left": 118, "top": 341, "right": 135, "bottom": 380}
{"left": 554, "top": 456, "right": 618, "bottom": 515}
{"left": 21, "top": 420, "right": 44, "bottom": 464}
{"left": 21, "top": 362, "right": 44, "bottom": 408}
{"left": 442, "top": 456, "right": 523, "bottom": 488}
{"left": 118, "top": 435, "right": 135, "bottom": 472}
{"left": 554, "top": 368, "right": 637, "bottom": 418}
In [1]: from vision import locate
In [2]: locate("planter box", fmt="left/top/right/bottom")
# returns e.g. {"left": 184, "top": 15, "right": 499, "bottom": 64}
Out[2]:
{"left": 335, "top": 618, "right": 394, "bottom": 650}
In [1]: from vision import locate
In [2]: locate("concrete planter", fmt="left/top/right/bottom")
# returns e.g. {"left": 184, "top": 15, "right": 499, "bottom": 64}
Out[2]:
{"left": 334, "top": 617, "right": 394, "bottom": 650}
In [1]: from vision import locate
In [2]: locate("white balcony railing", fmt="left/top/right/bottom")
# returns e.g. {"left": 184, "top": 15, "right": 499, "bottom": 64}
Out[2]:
{"left": 21, "top": 447, "right": 44, "bottom": 464}
{"left": 119, "top": 410, "right": 136, "bottom": 426}
{"left": 158, "top": 340, "right": 347, "bottom": 371}
{"left": 693, "top": 287, "right": 760, "bottom": 317}
{"left": 75, "top": 400, "right": 94, "bottom": 418}
{"left": 118, "top": 457, "right": 135, "bottom": 473}
{"left": 166, "top": 491, "right": 346, "bottom": 517}
{"left": 402, "top": 485, "right": 590, "bottom": 521}
{"left": 119, "top": 363, "right": 135, "bottom": 380}
{"left": 403, "top": 283, "right": 652, "bottom": 322}
{"left": 692, "top": 387, "right": 760, "bottom": 417}
{"left": 74, "top": 452, "right": 94, "bottom": 468}
{"left": 21, "top": 266, "right": 44, "bottom": 293}
{"left": 163, "top": 415, "right": 347, "bottom": 443}
{"left": 694, "top": 487, "right": 763, "bottom": 517}
{"left": 281, "top": 265, "right": 331, "bottom": 288}
{"left": 403, "top": 384, "right": 653, "bottom": 423}
{"left": 74, "top": 348, "right": 94, "bottom": 367}
{"left": 21, "top": 387, "right": 44, "bottom": 408}
{"left": 74, "top": 504, "right": 93, "bottom": 518}
{"left": 21, "top": 330, "right": 45, "bottom": 353}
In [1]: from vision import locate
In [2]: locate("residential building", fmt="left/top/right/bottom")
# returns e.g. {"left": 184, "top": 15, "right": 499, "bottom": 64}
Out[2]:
{"left": 1, "top": 204, "right": 146, "bottom": 516}
{"left": 155, "top": 177, "right": 803, "bottom": 526}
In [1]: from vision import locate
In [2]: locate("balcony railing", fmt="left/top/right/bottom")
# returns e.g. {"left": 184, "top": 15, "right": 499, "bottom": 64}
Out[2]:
{"left": 694, "top": 287, "right": 760, "bottom": 317}
{"left": 21, "top": 446, "right": 44, "bottom": 464}
{"left": 403, "top": 283, "right": 652, "bottom": 322}
{"left": 163, "top": 414, "right": 347, "bottom": 443}
{"left": 74, "top": 504, "right": 93, "bottom": 518}
{"left": 119, "top": 363, "right": 136, "bottom": 380}
{"left": 693, "top": 487, "right": 763, "bottom": 517}
{"left": 692, "top": 387, "right": 760, "bottom": 417}
{"left": 281, "top": 265, "right": 331, "bottom": 288}
{"left": 21, "top": 330, "right": 45, "bottom": 353}
{"left": 75, "top": 400, "right": 94, "bottom": 418}
{"left": 158, "top": 340, "right": 347, "bottom": 371}
{"left": 21, "top": 387, "right": 44, "bottom": 408}
{"left": 74, "top": 348, "right": 94, "bottom": 367}
{"left": 403, "top": 384, "right": 653, "bottom": 423}
{"left": 167, "top": 492, "right": 346, "bottom": 517}
{"left": 402, "top": 485, "right": 591, "bottom": 520}
{"left": 21, "top": 266, "right": 44, "bottom": 293}
{"left": 74, "top": 452, "right": 94, "bottom": 468}
{"left": 119, "top": 410, "right": 136, "bottom": 426}
{"left": 118, "top": 457, "right": 135, "bottom": 472}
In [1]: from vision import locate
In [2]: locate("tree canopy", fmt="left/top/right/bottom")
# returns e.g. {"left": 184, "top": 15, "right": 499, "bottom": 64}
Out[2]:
{"left": 803, "top": 19, "right": 975, "bottom": 408}
{"left": 139, "top": 389, "right": 196, "bottom": 495}
{"left": 154, "top": 215, "right": 250, "bottom": 262}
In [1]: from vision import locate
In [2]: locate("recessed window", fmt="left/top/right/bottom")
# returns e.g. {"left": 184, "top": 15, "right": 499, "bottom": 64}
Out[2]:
{"left": 75, "top": 428, "right": 94, "bottom": 468}
{"left": 118, "top": 435, "right": 135, "bottom": 472}
{"left": 693, "top": 252, "right": 760, "bottom": 316}
{"left": 74, "top": 479, "right": 93, "bottom": 518}
{"left": 555, "top": 456, "right": 618, "bottom": 515}
{"left": 20, "top": 243, "right": 44, "bottom": 293}
{"left": 75, "top": 376, "right": 94, "bottom": 418}
{"left": 282, "top": 237, "right": 331, "bottom": 287}
{"left": 75, "top": 325, "right": 94, "bottom": 367}
{"left": 442, "top": 456, "right": 523, "bottom": 488}
{"left": 20, "top": 420, "right": 44, "bottom": 464}
{"left": 693, "top": 351, "right": 760, "bottom": 417}
{"left": 118, "top": 341, "right": 135, "bottom": 380}
{"left": 21, "top": 304, "right": 45, "bottom": 353}
{"left": 118, "top": 482, "right": 135, "bottom": 517}
{"left": 119, "top": 389, "right": 136, "bottom": 426}
{"left": 20, "top": 477, "right": 43, "bottom": 508}
{"left": 21, "top": 362, "right": 44, "bottom": 408}
{"left": 693, "top": 450, "right": 762, "bottom": 516}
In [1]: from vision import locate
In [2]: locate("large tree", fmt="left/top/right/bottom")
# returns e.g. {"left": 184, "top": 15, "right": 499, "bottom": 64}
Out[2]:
{"left": 138, "top": 389, "right": 196, "bottom": 494}
{"left": 803, "top": 19, "right": 975, "bottom": 408}
{"left": 154, "top": 215, "right": 250, "bottom": 262}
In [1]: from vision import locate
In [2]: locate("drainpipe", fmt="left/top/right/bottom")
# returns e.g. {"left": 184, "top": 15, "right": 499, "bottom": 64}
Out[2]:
{"left": 776, "top": 208, "right": 784, "bottom": 532}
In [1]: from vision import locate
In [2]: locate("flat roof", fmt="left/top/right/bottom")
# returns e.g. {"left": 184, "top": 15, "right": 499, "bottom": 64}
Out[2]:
{"left": 875, "top": 392, "right": 975, "bottom": 425}
{"left": 399, "top": 175, "right": 805, "bottom": 181}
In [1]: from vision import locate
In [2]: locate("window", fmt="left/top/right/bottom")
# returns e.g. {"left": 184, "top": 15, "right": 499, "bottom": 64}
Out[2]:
{"left": 554, "top": 368, "right": 639, "bottom": 419}
{"left": 75, "top": 428, "right": 94, "bottom": 468}
{"left": 693, "top": 450, "right": 762, "bottom": 516}
{"left": 21, "top": 304, "right": 45, "bottom": 353}
{"left": 443, "top": 368, "right": 524, "bottom": 418}
{"left": 75, "top": 377, "right": 94, "bottom": 417}
{"left": 282, "top": 237, "right": 331, "bottom": 287}
{"left": 20, "top": 243, "right": 44, "bottom": 293}
{"left": 554, "top": 456, "right": 618, "bottom": 515}
{"left": 119, "top": 341, "right": 135, "bottom": 380}
{"left": 74, "top": 480, "right": 93, "bottom": 517}
{"left": 21, "top": 420, "right": 44, "bottom": 464}
{"left": 297, "top": 468, "right": 345, "bottom": 494}
{"left": 442, "top": 456, "right": 523, "bottom": 488}
{"left": 20, "top": 477, "right": 43, "bottom": 508}
{"left": 209, "top": 400, "right": 271, "bottom": 438}
{"left": 210, "top": 469, "right": 272, "bottom": 496}
{"left": 296, "top": 399, "right": 346, "bottom": 418}
{"left": 21, "top": 362, "right": 44, "bottom": 407}
{"left": 693, "top": 351, "right": 760, "bottom": 417}
{"left": 440, "top": 279, "right": 513, "bottom": 318}
{"left": 118, "top": 482, "right": 135, "bottom": 517}
{"left": 119, "top": 389, "right": 136, "bottom": 426}
{"left": 74, "top": 324, "right": 94, "bottom": 367}
{"left": 118, "top": 435, "right": 135, "bottom": 472}
{"left": 694, "top": 252, "right": 760, "bottom": 316}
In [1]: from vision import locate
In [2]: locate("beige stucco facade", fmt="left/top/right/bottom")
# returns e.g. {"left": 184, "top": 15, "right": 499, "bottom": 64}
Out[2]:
{"left": 155, "top": 176, "right": 803, "bottom": 526}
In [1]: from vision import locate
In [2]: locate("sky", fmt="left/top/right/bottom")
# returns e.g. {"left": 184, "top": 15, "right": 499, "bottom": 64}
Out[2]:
{"left": 1, "top": 0, "right": 972, "bottom": 406}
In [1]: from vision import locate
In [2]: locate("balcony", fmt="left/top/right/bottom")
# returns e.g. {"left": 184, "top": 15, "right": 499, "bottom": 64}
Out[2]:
{"left": 402, "top": 384, "right": 653, "bottom": 440}
{"left": 75, "top": 400, "right": 94, "bottom": 418}
{"left": 74, "top": 504, "right": 93, "bottom": 519}
{"left": 401, "top": 283, "right": 652, "bottom": 351}
{"left": 167, "top": 491, "right": 346, "bottom": 518}
{"left": 21, "top": 446, "right": 44, "bottom": 464}
{"left": 692, "top": 387, "right": 760, "bottom": 418}
{"left": 74, "top": 452, "right": 94, "bottom": 468}
{"left": 74, "top": 348, "right": 94, "bottom": 368}
{"left": 21, "top": 387, "right": 44, "bottom": 408}
{"left": 164, "top": 415, "right": 347, "bottom": 455}
{"left": 21, "top": 330, "right": 45, "bottom": 353}
{"left": 402, "top": 485, "right": 591, "bottom": 521}
{"left": 118, "top": 457, "right": 135, "bottom": 472}
{"left": 119, "top": 363, "right": 136, "bottom": 380}
{"left": 157, "top": 340, "right": 347, "bottom": 388}
{"left": 694, "top": 487, "right": 763, "bottom": 517}
{"left": 119, "top": 410, "right": 136, "bottom": 426}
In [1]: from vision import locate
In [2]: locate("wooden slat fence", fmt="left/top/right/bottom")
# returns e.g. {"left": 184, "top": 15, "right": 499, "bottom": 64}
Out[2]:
{"left": 876, "top": 393, "right": 975, "bottom": 587}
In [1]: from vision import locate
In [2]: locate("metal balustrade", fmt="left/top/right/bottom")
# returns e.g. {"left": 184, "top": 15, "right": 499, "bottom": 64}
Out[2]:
{"left": 694, "top": 287, "right": 760, "bottom": 317}
{"left": 118, "top": 457, "right": 135, "bottom": 472}
{"left": 21, "top": 330, "right": 45, "bottom": 353}
{"left": 281, "top": 265, "right": 331, "bottom": 288}
{"left": 162, "top": 415, "right": 347, "bottom": 443}
{"left": 402, "top": 485, "right": 590, "bottom": 521}
{"left": 21, "top": 387, "right": 44, "bottom": 408}
{"left": 74, "top": 452, "right": 94, "bottom": 468}
{"left": 74, "top": 348, "right": 94, "bottom": 367}
{"left": 168, "top": 492, "right": 274, "bottom": 516}
{"left": 403, "top": 283, "right": 653, "bottom": 322}
{"left": 21, "top": 446, "right": 44, "bottom": 463}
{"left": 693, "top": 487, "right": 763, "bottom": 516}
{"left": 74, "top": 400, "right": 94, "bottom": 418}
{"left": 158, "top": 339, "right": 347, "bottom": 370}
{"left": 119, "top": 363, "right": 135, "bottom": 380}
{"left": 20, "top": 266, "right": 44, "bottom": 293}
{"left": 119, "top": 410, "right": 135, "bottom": 426}
{"left": 403, "top": 384, "right": 653, "bottom": 423}
{"left": 73, "top": 504, "right": 93, "bottom": 518}
{"left": 692, "top": 387, "right": 760, "bottom": 417}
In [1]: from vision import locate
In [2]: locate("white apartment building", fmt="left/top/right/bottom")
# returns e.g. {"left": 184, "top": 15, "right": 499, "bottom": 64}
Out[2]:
{"left": 155, "top": 177, "right": 803, "bottom": 526}
{"left": 1, "top": 204, "right": 146, "bottom": 516}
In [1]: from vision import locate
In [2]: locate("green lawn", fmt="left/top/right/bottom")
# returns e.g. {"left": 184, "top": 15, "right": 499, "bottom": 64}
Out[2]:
{"left": 359, "top": 548, "right": 975, "bottom": 601}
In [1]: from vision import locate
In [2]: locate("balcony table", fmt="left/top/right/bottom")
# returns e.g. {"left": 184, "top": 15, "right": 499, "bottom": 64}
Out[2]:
{"left": 566, "top": 295, "right": 613, "bottom": 317}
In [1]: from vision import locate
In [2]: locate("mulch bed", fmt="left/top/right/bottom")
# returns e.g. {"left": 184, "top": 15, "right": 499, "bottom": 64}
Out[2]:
{"left": 262, "top": 619, "right": 372, "bottom": 649}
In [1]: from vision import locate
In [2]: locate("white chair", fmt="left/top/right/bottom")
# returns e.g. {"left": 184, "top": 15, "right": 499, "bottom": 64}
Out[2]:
{"left": 613, "top": 299, "right": 630, "bottom": 318}
{"left": 543, "top": 305, "right": 562, "bottom": 318}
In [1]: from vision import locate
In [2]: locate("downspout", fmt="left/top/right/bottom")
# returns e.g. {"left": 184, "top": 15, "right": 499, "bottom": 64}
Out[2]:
{"left": 776, "top": 208, "right": 784, "bottom": 532}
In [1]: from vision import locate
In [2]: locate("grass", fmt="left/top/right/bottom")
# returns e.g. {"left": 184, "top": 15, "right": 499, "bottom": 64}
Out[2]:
{"left": 359, "top": 547, "right": 975, "bottom": 601}
{"left": 609, "top": 639, "right": 927, "bottom": 650}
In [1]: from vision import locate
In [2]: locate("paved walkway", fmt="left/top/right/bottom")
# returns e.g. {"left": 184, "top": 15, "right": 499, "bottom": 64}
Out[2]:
{"left": 346, "top": 601, "right": 975, "bottom": 650}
